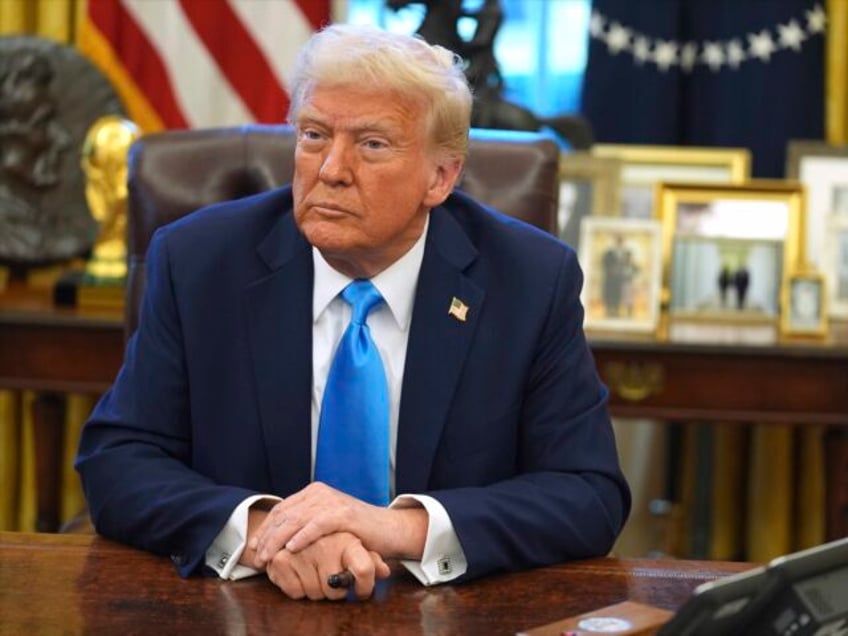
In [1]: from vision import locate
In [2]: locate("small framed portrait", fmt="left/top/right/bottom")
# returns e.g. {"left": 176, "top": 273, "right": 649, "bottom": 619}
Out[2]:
{"left": 657, "top": 181, "right": 805, "bottom": 339}
{"left": 557, "top": 153, "right": 621, "bottom": 249}
{"left": 781, "top": 270, "right": 828, "bottom": 338}
{"left": 786, "top": 140, "right": 848, "bottom": 268}
{"left": 578, "top": 217, "right": 663, "bottom": 334}
{"left": 593, "top": 144, "right": 750, "bottom": 220}
{"left": 823, "top": 214, "right": 848, "bottom": 319}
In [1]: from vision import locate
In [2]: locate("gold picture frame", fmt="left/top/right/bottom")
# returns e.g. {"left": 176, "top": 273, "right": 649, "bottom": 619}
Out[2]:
{"left": 823, "top": 213, "right": 848, "bottom": 319}
{"left": 578, "top": 216, "right": 663, "bottom": 335}
{"left": 780, "top": 268, "right": 828, "bottom": 339}
{"left": 557, "top": 152, "right": 621, "bottom": 248}
{"left": 785, "top": 140, "right": 848, "bottom": 277}
{"left": 657, "top": 181, "right": 806, "bottom": 342}
{"left": 593, "top": 144, "right": 751, "bottom": 219}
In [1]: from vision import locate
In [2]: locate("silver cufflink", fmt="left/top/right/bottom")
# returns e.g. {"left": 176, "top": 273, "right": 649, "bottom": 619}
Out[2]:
{"left": 438, "top": 557, "right": 452, "bottom": 575}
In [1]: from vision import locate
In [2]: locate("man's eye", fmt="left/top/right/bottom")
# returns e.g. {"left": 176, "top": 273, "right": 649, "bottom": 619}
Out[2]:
{"left": 300, "top": 129, "right": 323, "bottom": 142}
{"left": 363, "top": 139, "right": 388, "bottom": 150}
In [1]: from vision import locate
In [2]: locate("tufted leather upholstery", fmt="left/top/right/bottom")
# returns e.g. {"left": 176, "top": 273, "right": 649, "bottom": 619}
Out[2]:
{"left": 125, "top": 124, "right": 560, "bottom": 337}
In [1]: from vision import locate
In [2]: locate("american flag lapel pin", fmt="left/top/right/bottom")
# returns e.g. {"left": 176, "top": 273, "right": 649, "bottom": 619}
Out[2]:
{"left": 448, "top": 296, "right": 469, "bottom": 322}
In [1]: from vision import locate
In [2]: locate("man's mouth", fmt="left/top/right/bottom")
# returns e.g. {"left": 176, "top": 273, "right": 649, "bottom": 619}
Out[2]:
{"left": 311, "top": 202, "right": 352, "bottom": 217}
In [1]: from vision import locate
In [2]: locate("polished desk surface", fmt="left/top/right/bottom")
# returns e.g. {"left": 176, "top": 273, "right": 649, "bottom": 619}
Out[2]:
{"left": 0, "top": 532, "right": 754, "bottom": 636}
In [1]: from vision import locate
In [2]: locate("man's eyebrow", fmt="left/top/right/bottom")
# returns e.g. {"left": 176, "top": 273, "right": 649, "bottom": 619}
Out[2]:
{"left": 351, "top": 121, "right": 399, "bottom": 135}
{"left": 297, "top": 114, "right": 401, "bottom": 137}
{"left": 295, "top": 110, "right": 326, "bottom": 126}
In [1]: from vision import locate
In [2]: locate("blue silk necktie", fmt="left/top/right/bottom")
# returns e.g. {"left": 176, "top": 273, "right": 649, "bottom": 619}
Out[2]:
{"left": 315, "top": 280, "right": 390, "bottom": 506}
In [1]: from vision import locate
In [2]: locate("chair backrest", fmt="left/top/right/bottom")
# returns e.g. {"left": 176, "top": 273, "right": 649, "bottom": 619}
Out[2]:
{"left": 126, "top": 124, "right": 560, "bottom": 336}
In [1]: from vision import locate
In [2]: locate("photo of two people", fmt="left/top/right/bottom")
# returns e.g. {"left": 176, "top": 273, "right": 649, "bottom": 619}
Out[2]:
{"left": 579, "top": 218, "right": 662, "bottom": 334}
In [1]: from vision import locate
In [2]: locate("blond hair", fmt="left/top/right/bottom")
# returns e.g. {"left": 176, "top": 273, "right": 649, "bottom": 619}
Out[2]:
{"left": 287, "top": 23, "right": 472, "bottom": 161}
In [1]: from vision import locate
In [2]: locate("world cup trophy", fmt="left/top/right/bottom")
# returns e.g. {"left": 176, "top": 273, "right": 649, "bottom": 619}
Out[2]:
{"left": 80, "top": 115, "right": 140, "bottom": 282}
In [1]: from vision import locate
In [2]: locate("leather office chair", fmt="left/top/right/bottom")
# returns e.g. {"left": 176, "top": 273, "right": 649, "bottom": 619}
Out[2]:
{"left": 125, "top": 124, "right": 560, "bottom": 336}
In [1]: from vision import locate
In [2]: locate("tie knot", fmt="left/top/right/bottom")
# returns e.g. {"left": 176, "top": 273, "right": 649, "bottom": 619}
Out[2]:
{"left": 342, "top": 280, "right": 383, "bottom": 324}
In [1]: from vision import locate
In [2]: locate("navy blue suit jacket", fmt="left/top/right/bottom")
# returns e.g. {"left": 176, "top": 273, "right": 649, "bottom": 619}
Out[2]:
{"left": 76, "top": 186, "right": 630, "bottom": 581}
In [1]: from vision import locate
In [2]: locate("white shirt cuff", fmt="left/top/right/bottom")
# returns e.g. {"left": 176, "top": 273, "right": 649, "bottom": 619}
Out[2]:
{"left": 392, "top": 494, "right": 467, "bottom": 586}
{"left": 205, "top": 494, "right": 282, "bottom": 580}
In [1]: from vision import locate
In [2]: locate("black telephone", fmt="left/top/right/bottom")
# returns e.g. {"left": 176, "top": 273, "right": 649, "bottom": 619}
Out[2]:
{"left": 658, "top": 536, "right": 848, "bottom": 636}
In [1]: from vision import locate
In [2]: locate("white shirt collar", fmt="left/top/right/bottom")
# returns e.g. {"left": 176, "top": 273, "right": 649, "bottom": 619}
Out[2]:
{"left": 312, "top": 214, "right": 429, "bottom": 330}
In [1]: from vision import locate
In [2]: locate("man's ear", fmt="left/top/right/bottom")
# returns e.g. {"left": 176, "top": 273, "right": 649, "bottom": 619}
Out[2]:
{"left": 423, "top": 157, "right": 464, "bottom": 208}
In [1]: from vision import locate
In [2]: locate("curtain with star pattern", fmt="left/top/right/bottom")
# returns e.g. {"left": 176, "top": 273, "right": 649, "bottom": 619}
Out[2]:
{"left": 580, "top": 0, "right": 826, "bottom": 177}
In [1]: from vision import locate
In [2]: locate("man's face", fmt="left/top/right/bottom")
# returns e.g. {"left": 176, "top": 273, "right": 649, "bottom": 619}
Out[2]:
{"left": 292, "top": 84, "right": 461, "bottom": 278}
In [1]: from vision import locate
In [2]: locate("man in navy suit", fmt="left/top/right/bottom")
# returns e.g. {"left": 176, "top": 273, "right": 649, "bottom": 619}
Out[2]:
{"left": 76, "top": 23, "right": 630, "bottom": 601}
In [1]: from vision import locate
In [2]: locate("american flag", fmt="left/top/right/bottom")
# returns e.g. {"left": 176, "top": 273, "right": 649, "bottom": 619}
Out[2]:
{"left": 78, "top": 0, "right": 331, "bottom": 132}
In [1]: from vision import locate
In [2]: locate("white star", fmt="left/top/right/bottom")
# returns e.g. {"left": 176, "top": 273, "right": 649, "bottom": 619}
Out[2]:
{"left": 589, "top": 10, "right": 606, "bottom": 38}
{"left": 680, "top": 42, "right": 698, "bottom": 73}
{"left": 632, "top": 36, "right": 652, "bottom": 64}
{"left": 726, "top": 39, "right": 746, "bottom": 69}
{"left": 605, "top": 22, "right": 631, "bottom": 54}
{"left": 653, "top": 40, "right": 678, "bottom": 72}
{"left": 806, "top": 4, "right": 827, "bottom": 34}
{"left": 778, "top": 19, "right": 806, "bottom": 50}
{"left": 702, "top": 41, "right": 725, "bottom": 71}
{"left": 748, "top": 30, "right": 776, "bottom": 62}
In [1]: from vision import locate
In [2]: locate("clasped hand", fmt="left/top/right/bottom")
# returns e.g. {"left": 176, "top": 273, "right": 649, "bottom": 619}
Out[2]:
{"left": 246, "top": 482, "right": 419, "bottom": 600}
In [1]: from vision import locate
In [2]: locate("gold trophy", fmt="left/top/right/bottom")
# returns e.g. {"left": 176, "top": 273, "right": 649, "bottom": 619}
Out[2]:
{"left": 81, "top": 115, "right": 140, "bottom": 282}
{"left": 54, "top": 115, "right": 140, "bottom": 307}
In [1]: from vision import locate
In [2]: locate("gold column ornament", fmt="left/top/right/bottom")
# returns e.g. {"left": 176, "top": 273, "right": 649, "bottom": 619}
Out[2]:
{"left": 80, "top": 115, "right": 140, "bottom": 282}
{"left": 827, "top": 0, "right": 848, "bottom": 144}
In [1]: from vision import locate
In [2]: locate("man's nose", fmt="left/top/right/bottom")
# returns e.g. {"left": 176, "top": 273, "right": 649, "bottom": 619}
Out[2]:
{"left": 319, "top": 138, "right": 354, "bottom": 185}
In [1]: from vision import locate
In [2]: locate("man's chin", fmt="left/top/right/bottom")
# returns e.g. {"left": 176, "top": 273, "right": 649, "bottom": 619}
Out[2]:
{"left": 301, "top": 223, "right": 358, "bottom": 255}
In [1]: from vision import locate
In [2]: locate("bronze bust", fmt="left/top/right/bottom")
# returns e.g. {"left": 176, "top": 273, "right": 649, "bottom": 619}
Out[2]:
{"left": 0, "top": 36, "right": 124, "bottom": 265}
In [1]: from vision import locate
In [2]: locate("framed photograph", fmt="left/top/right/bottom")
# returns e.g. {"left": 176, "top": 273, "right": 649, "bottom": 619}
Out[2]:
{"left": 593, "top": 144, "right": 751, "bottom": 219}
{"left": 657, "top": 181, "right": 805, "bottom": 337}
{"left": 578, "top": 217, "right": 663, "bottom": 334}
{"left": 786, "top": 140, "right": 848, "bottom": 270}
{"left": 823, "top": 214, "right": 848, "bottom": 319}
{"left": 780, "top": 269, "right": 828, "bottom": 338}
{"left": 557, "top": 153, "right": 621, "bottom": 249}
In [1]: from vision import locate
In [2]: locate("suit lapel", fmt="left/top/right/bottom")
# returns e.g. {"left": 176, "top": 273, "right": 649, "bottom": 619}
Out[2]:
{"left": 245, "top": 211, "right": 314, "bottom": 496}
{"left": 396, "top": 206, "right": 484, "bottom": 493}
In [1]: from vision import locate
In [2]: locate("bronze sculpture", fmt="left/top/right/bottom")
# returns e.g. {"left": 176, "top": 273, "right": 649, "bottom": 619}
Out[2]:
{"left": 0, "top": 36, "right": 124, "bottom": 266}
{"left": 386, "top": 0, "right": 593, "bottom": 148}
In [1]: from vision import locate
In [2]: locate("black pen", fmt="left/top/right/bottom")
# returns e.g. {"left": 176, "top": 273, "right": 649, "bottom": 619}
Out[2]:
{"left": 327, "top": 570, "right": 355, "bottom": 589}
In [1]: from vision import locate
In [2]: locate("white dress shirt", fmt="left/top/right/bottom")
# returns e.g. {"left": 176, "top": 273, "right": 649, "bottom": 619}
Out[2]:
{"left": 206, "top": 215, "right": 467, "bottom": 585}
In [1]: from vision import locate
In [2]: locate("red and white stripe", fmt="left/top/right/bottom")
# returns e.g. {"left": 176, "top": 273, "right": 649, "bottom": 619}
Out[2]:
{"left": 83, "top": 0, "right": 330, "bottom": 131}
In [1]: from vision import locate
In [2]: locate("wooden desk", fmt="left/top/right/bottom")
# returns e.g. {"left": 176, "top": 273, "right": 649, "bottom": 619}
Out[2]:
{"left": 592, "top": 335, "right": 848, "bottom": 426}
{"left": 2, "top": 281, "right": 847, "bottom": 538}
{"left": 591, "top": 335, "right": 848, "bottom": 541}
{"left": 0, "top": 283, "right": 124, "bottom": 531}
{"left": 0, "top": 283, "right": 124, "bottom": 396}
{"left": 0, "top": 532, "right": 753, "bottom": 635}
